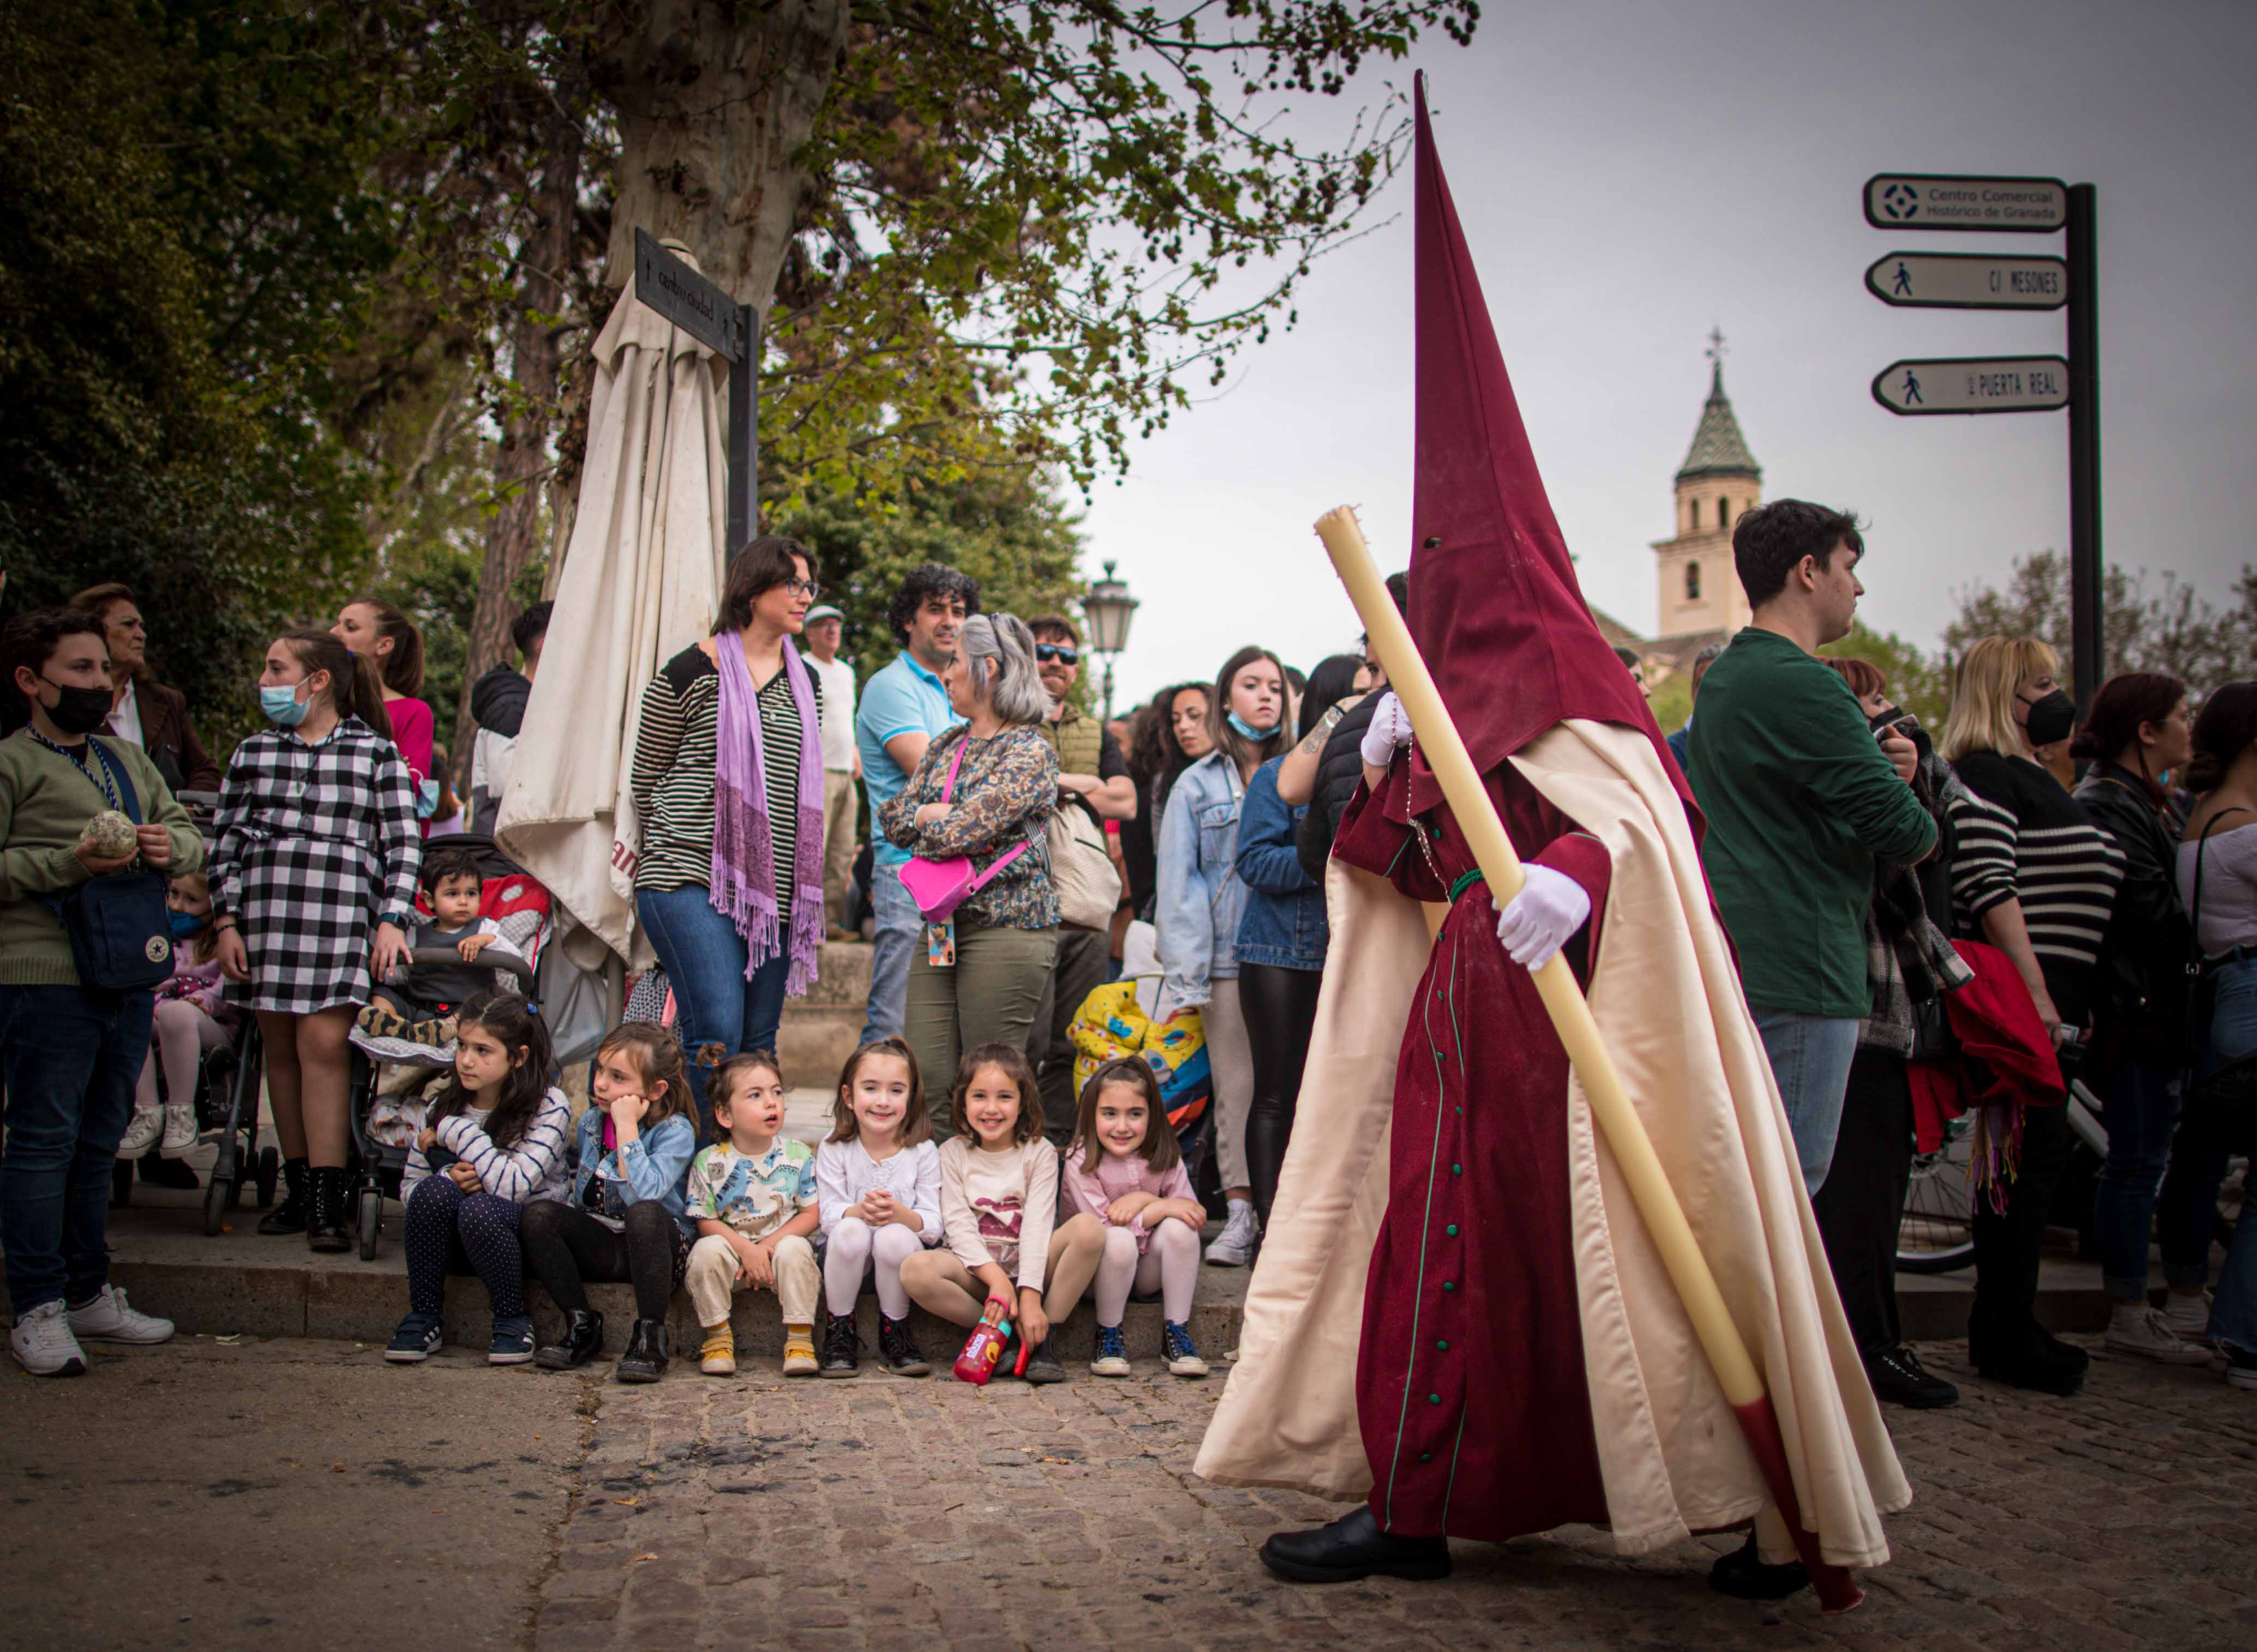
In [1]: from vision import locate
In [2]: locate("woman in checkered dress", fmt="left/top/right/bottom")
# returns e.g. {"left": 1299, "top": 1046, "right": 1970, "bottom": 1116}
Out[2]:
{"left": 210, "top": 630, "right": 422, "bottom": 1250}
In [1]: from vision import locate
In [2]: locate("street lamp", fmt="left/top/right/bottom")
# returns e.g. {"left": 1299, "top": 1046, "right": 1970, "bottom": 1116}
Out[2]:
{"left": 1080, "top": 560, "right": 1140, "bottom": 724}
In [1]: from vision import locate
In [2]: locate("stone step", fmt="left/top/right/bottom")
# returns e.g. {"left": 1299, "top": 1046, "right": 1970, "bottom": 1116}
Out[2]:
{"left": 779, "top": 1004, "right": 864, "bottom": 1089}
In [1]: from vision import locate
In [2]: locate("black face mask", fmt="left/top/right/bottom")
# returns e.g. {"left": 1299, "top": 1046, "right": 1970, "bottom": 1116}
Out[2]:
{"left": 2020, "top": 688, "right": 2077, "bottom": 748}
{"left": 38, "top": 676, "right": 114, "bottom": 737}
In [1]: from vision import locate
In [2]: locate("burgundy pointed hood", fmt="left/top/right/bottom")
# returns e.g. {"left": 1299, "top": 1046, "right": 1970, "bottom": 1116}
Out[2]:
{"left": 1402, "top": 73, "right": 1690, "bottom": 817}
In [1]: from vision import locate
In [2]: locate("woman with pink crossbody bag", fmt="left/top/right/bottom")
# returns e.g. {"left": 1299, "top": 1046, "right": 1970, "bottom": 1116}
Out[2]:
{"left": 878, "top": 614, "right": 1061, "bottom": 1138}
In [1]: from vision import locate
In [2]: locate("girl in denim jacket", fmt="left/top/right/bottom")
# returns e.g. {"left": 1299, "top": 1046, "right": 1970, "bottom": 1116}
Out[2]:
{"left": 1154, "top": 645, "right": 1290, "bottom": 1266}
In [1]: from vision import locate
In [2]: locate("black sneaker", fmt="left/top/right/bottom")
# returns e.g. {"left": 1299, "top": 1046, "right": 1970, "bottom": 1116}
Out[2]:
{"left": 536, "top": 1309, "right": 605, "bottom": 1371}
{"left": 1864, "top": 1344, "right": 1958, "bottom": 1409}
{"left": 384, "top": 1311, "right": 442, "bottom": 1364}
{"left": 487, "top": 1315, "right": 536, "bottom": 1366}
{"left": 820, "top": 1310, "right": 860, "bottom": 1379}
{"left": 615, "top": 1317, "right": 669, "bottom": 1383}
{"left": 1021, "top": 1339, "right": 1066, "bottom": 1384}
{"left": 876, "top": 1313, "right": 930, "bottom": 1377}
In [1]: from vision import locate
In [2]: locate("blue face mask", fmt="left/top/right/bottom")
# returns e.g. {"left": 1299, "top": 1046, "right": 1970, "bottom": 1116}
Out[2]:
{"left": 167, "top": 909, "right": 208, "bottom": 940}
{"left": 1226, "top": 710, "right": 1278, "bottom": 741}
{"left": 260, "top": 683, "right": 310, "bottom": 727}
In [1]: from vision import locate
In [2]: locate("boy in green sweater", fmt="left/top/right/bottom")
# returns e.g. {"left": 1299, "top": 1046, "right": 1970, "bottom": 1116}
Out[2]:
{"left": 3, "top": 606, "right": 204, "bottom": 1376}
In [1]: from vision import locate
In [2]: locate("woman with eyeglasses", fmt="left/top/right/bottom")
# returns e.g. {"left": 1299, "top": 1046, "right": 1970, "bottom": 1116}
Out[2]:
{"left": 629, "top": 536, "right": 828, "bottom": 1138}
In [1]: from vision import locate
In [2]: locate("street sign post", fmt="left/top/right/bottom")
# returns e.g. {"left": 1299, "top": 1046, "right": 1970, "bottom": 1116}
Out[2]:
{"left": 1861, "top": 173, "right": 2099, "bottom": 704}
{"left": 634, "top": 228, "right": 759, "bottom": 557}
{"left": 1864, "top": 251, "right": 2067, "bottom": 310}
{"left": 1871, "top": 356, "right": 2071, "bottom": 415}
{"left": 1863, "top": 173, "right": 2068, "bottom": 232}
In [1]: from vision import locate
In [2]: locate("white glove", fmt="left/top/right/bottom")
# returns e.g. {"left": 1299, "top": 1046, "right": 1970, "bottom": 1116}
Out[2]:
{"left": 1358, "top": 691, "right": 1413, "bottom": 767}
{"left": 1495, "top": 864, "right": 1592, "bottom": 972}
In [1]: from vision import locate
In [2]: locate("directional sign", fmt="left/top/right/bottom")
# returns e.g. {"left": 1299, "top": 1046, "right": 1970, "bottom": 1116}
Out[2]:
{"left": 1864, "top": 173, "right": 2068, "bottom": 233}
{"left": 1872, "top": 356, "right": 2071, "bottom": 417}
{"left": 634, "top": 228, "right": 746, "bottom": 362}
{"left": 1865, "top": 251, "right": 2068, "bottom": 310}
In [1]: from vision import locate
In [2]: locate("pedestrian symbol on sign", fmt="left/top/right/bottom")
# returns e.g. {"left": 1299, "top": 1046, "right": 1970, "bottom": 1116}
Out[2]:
{"left": 1891, "top": 261, "right": 1912, "bottom": 296}
{"left": 1900, "top": 368, "right": 1923, "bottom": 405}
{"left": 1879, "top": 182, "right": 1919, "bottom": 220}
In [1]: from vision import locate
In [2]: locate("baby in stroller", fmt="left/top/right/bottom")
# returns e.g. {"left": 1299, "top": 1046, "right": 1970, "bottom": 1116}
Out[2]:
{"left": 358, "top": 842, "right": 543, "bottom": 1149}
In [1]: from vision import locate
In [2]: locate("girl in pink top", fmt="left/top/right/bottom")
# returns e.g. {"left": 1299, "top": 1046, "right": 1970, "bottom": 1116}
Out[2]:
{"left": 334, "top": 599, "right": 438, "bottom": 834}
{"left": 123, "top": 871, "right": 240, "bottom": 1161}
{"left": 1060, "top": 1058, "right": 1208, "bottom": 1378}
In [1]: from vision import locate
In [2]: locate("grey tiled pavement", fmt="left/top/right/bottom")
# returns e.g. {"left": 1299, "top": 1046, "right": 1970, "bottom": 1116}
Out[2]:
{"left": 528, "top": 1336, "right": 2257, "bottom": 1651}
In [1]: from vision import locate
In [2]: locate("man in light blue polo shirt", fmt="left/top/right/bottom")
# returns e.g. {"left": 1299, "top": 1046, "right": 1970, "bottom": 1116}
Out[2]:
{"left": 854, "top": 562, "right": 978, "bottom": 1042}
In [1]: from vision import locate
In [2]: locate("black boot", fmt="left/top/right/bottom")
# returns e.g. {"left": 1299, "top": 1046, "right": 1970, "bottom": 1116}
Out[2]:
{"left": 615, "top": 1317, "right": 670, "bottom": 1383}
{"left": 1970, "top": 1317, "right": 2086, "bottom": 1396}
{"left": 876, "top": 1313, "right": 930, "bottom": 1378}
{"left": 139, "top": 1147, "right": 198, "bottom": 1190}
{"left": 1259, "top": 1506, "right": 1451, "bottom": 1584}
{"left": 1707, "top": 1533, "right": 1810, "bottom": 1601}
{"left": 536, "top": 1309, "right": 604, "bottom": 1371}
{"left": 305, "top": 1165, "right": 350, "bottom": 1253}
{"left": 820, "top": 1311, "right": 860, "bottom": 1378}
{"left": 258, "top": 1158, "right": 309, "bottom": 1235}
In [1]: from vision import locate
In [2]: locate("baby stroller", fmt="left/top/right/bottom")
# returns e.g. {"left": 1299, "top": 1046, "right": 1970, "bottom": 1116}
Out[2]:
{"left": 109, "top": 790, "right": 280, "bottom": 1235}
{"left": 344, "top": 834, "right": 553, "bottom": 1259}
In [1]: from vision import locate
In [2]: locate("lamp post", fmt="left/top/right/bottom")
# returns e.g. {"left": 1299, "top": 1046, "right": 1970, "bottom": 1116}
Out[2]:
{"left": 1080, "top": 560, "right": 1140, "bottom": 724}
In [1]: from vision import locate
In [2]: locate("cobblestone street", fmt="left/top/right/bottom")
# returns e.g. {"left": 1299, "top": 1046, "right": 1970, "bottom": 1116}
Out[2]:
{"left": 10, "top": 1332, "right": 2255, "bottom": 1651}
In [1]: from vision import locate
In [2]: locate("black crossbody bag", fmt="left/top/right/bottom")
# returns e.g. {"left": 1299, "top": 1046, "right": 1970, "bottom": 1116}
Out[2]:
{"left": 38, "top": 738, "right": 177, "bottom": 993}
{"left": 2180, "top": 807, "right": 2257, "bottom": 1154}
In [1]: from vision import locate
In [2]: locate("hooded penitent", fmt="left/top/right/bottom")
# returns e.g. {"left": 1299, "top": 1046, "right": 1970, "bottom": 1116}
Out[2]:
{"left": 1191, "top": 74, "right": 1907, "bottom": 1568}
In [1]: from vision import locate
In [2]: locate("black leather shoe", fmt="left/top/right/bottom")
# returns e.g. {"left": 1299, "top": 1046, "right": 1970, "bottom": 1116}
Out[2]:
{"left": 820, "top": 1311, "right": 860, "bottom": 1378}
{"left": 615, "top": 1317, "right": 670, "bottom": 1383}
{"left": 1707, "top": 1533, "right": 1810, "bottom": 1600}
{"left": 1259, "top": 1506, "right": 1451, "bottom": 1584}
{"left": 1021, "top": 1340, "right": 1066, "bottom": 1384}
{"left": 305, "top": 1166, "right": 350, "bottom": 1253}
{"left": 536, "top": 1310, "right": 604, "bottom": 1370}
{"left": 258, "top": 1158, "right": 309, "bottom": 1235}
{"left": 1971, "top": 1321, "right": 2086, "bottom": 1396}
{"left": 1864, "top": 1344, "right": 1959, "bottom": 1409}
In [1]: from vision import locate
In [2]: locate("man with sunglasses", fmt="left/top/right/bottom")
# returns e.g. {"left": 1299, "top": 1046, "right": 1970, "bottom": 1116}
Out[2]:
{"left": 1025, "top": 616, "right": 1137, "bottom": 1134}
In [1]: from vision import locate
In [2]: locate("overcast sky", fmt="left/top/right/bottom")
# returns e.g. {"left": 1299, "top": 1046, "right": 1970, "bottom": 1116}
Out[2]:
{"left": 1073, "top": 0, "right": 2257, "bottom": 710}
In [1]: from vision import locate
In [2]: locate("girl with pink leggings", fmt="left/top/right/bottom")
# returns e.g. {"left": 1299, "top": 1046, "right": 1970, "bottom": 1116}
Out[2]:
{"left": 123, "top": 872, "right": 237, "bottom": 1162}
{"left": 1059, "top": 1058, "right": 1209, "bottom": 1379}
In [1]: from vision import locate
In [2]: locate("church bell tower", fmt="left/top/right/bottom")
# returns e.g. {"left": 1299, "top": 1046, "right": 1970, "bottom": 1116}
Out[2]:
{"left": 1652, "top": 330, "right": 1761, "bottom": 641}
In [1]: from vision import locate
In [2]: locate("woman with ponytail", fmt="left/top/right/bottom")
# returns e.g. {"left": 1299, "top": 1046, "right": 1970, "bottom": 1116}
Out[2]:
{"left": 334, "top": 598, "right": 435, "bottom": 829}
{"left": 209, "top": 629, "right": 420, "bottom": 1250}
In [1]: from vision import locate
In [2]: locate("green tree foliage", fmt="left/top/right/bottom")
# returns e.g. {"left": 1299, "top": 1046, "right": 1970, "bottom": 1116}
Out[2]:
{"left": 1821, "top": 620, "right": 1952, "bottom": 726}
{"left": 1941, "top": 551, "right": 2255, "bottom": 700}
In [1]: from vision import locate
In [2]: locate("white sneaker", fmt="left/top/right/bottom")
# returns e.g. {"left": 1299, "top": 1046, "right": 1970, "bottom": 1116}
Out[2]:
{"left": 159, "top": 1104, "right": 199, "bottom": 1157}
{"left": 116, "top": 1106, "right": 163, "bottom": 1157}
{"left": 67, "top": 1286, "right": 174, "bottom": 1346}
{"left": 1203, "top": 1202, "right": 1260, "bottom": 1268}
{"left": 11, "top": 1301, "right": 88, "bottom": 1377}
{"left": 2163, "top": 1293, "right": 2213, "bottom": 1342}
{"left": 2104, "top": 1305, "right": 2212, "bottom": 1366}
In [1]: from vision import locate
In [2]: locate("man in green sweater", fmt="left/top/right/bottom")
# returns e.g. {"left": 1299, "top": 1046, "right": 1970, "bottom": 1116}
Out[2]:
{"left": 1687, "top": 502, "right": 1935, "bottom": 1195}
{"left": 3, "top": 607, "right": 204, "bottom": 1376}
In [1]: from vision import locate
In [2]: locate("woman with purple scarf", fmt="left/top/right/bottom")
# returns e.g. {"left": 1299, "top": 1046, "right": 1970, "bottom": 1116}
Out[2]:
{"left": 630, "top": 536, "right": 829, "bottom": 1137}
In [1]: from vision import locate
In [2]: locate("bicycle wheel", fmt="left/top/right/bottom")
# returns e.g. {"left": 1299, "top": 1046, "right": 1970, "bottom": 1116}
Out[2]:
{"left": 1898, "top": 1113, "right": 1977, "bottom": 1274}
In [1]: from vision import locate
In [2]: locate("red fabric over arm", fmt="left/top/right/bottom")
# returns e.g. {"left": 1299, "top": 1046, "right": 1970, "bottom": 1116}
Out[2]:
{"left": 1335, "top": 763, "right": 1448, "bottom": 902}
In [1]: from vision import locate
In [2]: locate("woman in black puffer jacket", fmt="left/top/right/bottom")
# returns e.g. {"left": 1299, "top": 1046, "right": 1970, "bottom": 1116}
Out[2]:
{"left": 2071, "top": 672, "right": 2207, "bottom": 1364}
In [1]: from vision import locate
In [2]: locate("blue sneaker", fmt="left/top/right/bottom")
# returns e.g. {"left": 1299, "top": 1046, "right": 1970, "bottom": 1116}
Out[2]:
{"left": 1090, "top": 1323, "right": 1130, "bottom": 1377}
{"left": 488, "top": 1314, "right": 536, "bottom": 1366}
{"left": 1162, "top": 1320, "right": 1208, "bottom": 1378}
{"left": 385, "top": 1311, "right": 442, "bottom": 1364}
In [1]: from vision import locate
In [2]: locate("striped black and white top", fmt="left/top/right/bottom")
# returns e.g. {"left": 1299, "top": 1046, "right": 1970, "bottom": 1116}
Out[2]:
{"left": 630, "top": 643, "right": 820, "bottom": 907}
{"left": 1948, "top": 747, "right": 2126, "bottom": 1024}
{"left": 402, "top": 1088, "right": 573, "bottom": 1202}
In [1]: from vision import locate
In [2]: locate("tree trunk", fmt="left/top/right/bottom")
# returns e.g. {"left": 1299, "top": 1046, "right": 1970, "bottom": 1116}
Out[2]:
{"left": 594, "top": 0, "right": 848, "bottom": 305}
{"left": 450, "top": 104, "right": 587, "bottom": 791}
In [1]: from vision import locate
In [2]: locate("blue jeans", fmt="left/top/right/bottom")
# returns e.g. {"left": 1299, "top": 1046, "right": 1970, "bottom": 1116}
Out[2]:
{"left": 2196, "top": 957, "right": 2257, "bottom": 1352}
{"left": 860, "top": 861, "right": 919, "bottom": 1046}
{"left": 0, "top": 985, "right": 153, "bottom": 1312}
{"left": 1753, "top": 1007, "right": 1862, "bottom": 1195}
{"left": 2093, "top": 1056, "right": 2183, "bottom": 1301}
{"left": 636, "top": 884, "right": 791, "bottom": 1139}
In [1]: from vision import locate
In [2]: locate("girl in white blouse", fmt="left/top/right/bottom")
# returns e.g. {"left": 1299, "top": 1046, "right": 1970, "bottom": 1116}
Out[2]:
{"left": 815, "top": 1037, "right": 943, "bottom": 1378}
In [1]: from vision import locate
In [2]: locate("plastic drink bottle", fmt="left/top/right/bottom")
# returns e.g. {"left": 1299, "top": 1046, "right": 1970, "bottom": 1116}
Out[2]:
{"left": 953, "top": 1301, "right": 1015, "bottom": 1385}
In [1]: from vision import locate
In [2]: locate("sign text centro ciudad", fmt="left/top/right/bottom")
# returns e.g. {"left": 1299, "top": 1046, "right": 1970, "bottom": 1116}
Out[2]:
{"left": 1864, "top": 251, "right": 2068, "bottom": 311}
{"left": 1863, "top": 173, "right": 2068, "bottom": 232}
{"left": 1870, "top": 356, "right": 2071, "bottom": 417}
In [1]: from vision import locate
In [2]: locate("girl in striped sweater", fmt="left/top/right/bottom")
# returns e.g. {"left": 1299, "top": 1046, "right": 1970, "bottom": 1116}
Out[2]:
{"left": 384, "top": 992, "right": 570, "bottom": 1367}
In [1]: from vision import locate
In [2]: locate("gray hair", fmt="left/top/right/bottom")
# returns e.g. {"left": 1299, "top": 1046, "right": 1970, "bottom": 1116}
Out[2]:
{"left": 956, "top": 612, "right": 1049, "bottom": 726}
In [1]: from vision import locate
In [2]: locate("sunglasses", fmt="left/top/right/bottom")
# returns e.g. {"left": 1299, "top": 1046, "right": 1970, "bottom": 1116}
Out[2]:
{"left": 1034, "top": 643, "right": 1080, "bottom": 666}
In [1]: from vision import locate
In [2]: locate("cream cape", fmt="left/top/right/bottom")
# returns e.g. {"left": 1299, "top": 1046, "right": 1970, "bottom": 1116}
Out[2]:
{"left": 1193, "top": 719, "right": 1910, "bottom": 1567}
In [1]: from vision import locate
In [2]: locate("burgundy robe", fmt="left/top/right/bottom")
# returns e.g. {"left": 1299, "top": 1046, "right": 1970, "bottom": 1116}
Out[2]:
{"left": 1337, "top": 756, "right": 1614, "bottom": 1542}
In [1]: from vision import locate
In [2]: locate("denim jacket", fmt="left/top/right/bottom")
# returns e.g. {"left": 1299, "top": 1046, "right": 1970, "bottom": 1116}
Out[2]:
{"left": 1155, "top": 750, "right": 1250, "bottom": 1005}
{"left": 1234, "top": 758, "right": 1327, "bottom": 972}
{"left": 567, "top": 1107, "right": 699, "bottom": 1238}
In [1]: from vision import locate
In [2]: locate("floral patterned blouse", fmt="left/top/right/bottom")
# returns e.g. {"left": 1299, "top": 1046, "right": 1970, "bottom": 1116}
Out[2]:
{"left": 878, "top": 723, "right": 1059, "bottom": 929}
